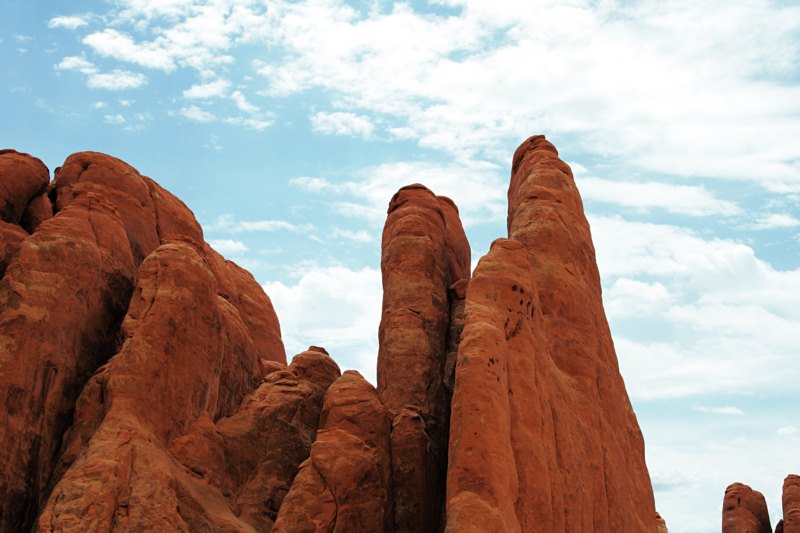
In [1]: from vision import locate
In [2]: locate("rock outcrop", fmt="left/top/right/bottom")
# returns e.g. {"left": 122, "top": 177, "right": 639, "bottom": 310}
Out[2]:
{"left": 1, "top": 137, "right": 662, "bottom": 532}
{"left": 784, "top": 475, "right": 800, "bottom": 533}
{"left": 445, "top": 135, "right": 656, "bottom": 532}
{"left": 0, "top": 151, "right": 285, "bottom": 531}
{"left": 721, "top": 482, "right": 772, "bottom": 533}
{"left": 377, "top": 185, "right": 471, "bottom": 532}
{"left": 273, "top": 370, "right": 392, "bottom": 532}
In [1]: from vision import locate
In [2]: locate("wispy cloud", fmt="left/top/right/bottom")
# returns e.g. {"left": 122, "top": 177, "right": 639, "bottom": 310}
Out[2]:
{"left": 575, "top": 172, "right": 740, "bottom": 217}
{"left": 48, "top": 15, "right": 89, "bottom": 30}
{"left": 55, "top": 55, "right": 146, "bottom": 90}
{"left": 692, "top": 406, "right": 745, "bottom": 416}
{"left": 204, "top": 214, "right": 314, "bottom": 234}
{"left": 183, "top": 79, "right": 230, "bottom": 99}
{"left": 751, "top": 213, "right": 800, "bottom": 230}
{"left": 311, "top": 111, "right": 374, "bottom": 139}
{"left": 208, "top": 238, "right": 248, "bottom": 254}
{"left": 179, "top": 105, "right": 215, "bottom": 123}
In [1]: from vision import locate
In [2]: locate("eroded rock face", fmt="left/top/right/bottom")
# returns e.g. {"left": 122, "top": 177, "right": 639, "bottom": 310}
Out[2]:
{"left": 656, "top": 512, "right": 669, "bottom": 533}
{"left": 273, "top": 371, "right": 392, "bottom": 532}
{"left": 0, "top": 151, "right": 286, "bottom": 532}
{"left": 722, "top": 482, "right": 772, "bottom": 533}
{"left": 0, "top": 150, "right": 49, "bottom": 225}
{"left": 3, "top": 138, "right": 664, "bottom": 533}
{"left": 377, "top": 184, "right": 470, "bottom": 532}
{"left": 445, "top": 135, "right": 657, "bottom": 532}
{"left": 784, "top": 475, "right": 800, "bottom": 533}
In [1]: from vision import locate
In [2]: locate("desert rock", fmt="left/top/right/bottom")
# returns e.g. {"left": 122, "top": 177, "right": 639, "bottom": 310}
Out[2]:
{"left": 722, "top": 482, "right": 772, "bottom": 533}
{"left": 377, "top": 184, "right": 470, "bottom": 532}
{"left": 784, "top": 475, "right": 800, "bottom": 533}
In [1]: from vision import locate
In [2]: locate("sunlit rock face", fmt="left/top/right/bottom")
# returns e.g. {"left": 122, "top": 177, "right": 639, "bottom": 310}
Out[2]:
{"left": 1, "top": 137, "right": 660, "bottom": 532}
{"left": 445, "top": 135, "right": 656, "bottom": 533}
{"left": 721, "top": 482, "right": 772, "bottom": 533}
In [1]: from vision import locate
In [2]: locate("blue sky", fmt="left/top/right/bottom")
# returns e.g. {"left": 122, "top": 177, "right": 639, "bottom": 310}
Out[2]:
{"left": 2, "top": 1, "right": 799, "bottom": 530}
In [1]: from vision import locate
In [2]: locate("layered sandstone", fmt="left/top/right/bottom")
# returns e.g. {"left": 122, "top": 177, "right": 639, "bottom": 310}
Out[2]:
{"left": 721, "top": 482, "right": 772, "bottom": 533}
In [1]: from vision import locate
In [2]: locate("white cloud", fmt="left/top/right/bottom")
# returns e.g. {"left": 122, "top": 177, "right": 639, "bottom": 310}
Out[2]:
{"left": 55, "top": 55, "right": 147, "bottom": 90}
{"left": 575, "top": 174, "right": 740, "bottom": 216}
{"left": 251, "top": 0, "right": 800, "bottom": 190}
{"left": 231, "top": 90, "right": 258, "bottom": 113}
{"left": 311, "top": 111, "right": 374, "bottom": 139}
{"left": 103, "top": 114, "right": 126, "bottom": 124}
{"left": 331, "top": 228, "right": 373, "bottom": 243}
{"left": 48, "top": 15, "right": 89, "bottom": 30}
{"left": 777, "top": 425, "right": 797, "bottom": 436}
{"left": 92, "top": 101, "right": 107, "bottom": 109}
{"left": 605, "top": 278, "right": 673, "bottom": 319}
{"left": 263, "top": 265, "right": 382, "bottom": 382}
{"left": 591, "top": 215, "right": 800, "bottom": 400}
{"left": 179, "top": 105, "right": 215, "bottom": 123}
{"left": 222, "top": 116, "right": 273, "bottom": 131}
{"left": 83, "top": 29, "right": 176, "bottom": 71}
{"left": 208, "top": 238, "right": 248, "bottom": 254}
{"left": 204, "top": 214, "right": 314, "bottom": 234}
{"left": 691, "top": 406, "right": 745, "bottom": 416}
{"left": 183, "top": 79, "right": 231, "bottom": 99}
{"left": 751, "top": 213, "right": 800, "bottom": 230}
{"left": 55, "top": 55, "right": 95, "bottom": 73}
{"left": 290, "top": 159, "right": 506, "bottom": 226}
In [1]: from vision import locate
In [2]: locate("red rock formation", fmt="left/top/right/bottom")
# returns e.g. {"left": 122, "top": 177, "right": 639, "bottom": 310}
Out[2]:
{"left": 377, "top": 184, "right": 470, "bottom": 532}
{"left": 445, "top": 135, "right": 656, "bottom": 532}
{"left": 784, "top": 475, "right": 800, "bottom": 533}
{"left": 2, "top": 138, "right": 666, "bottom": 532}
{"left": 0, "top": 151, "right": 286, "bottom": 531}
{"left": 656, "top": 511, "right": 669, "bottom": 532}
{"left": 722, "top": 482, "right": 772, "bottom": 533}
{"left": 273, "top": 370, "right": 392, "bottom": 532}
{"left": 0, "top": 150, "right": 49, "bottom": 225}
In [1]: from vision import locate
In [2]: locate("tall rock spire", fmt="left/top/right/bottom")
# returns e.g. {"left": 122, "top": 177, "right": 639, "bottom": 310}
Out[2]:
{"left": 377, "top": 184, "right": 471, "bottom": 532}
{"left": 446, "top": 135, "right": 657, "bottom": 532}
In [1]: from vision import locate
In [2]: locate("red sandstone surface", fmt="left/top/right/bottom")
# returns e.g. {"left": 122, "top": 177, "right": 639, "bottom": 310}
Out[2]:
{"left": 1, "top": 137, "right": 676, "bottom": 531}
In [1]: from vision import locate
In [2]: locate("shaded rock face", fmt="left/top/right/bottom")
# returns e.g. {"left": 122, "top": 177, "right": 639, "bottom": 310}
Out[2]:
{"left": 2, "top": 137, "right": 660, "bottom": 532}
{"left": 273, "top": 371, "right": 393, "bottom": 532}
{"left": 784, "top": 475, "right": 800, "bottom": 533}
{"left": 722, "top": 482, "right": 772, "bottom": 533}
{"left": 0, "top": 151, "right": 286, "bottom": 532}
{"left": 377, "top": 184, "right": 471, "bottom": 533}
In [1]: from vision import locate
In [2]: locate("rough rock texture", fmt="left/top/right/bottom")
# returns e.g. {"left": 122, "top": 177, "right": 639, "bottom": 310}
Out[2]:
{"left": 273, "top": 370, "right": 392, "bottom": 532}
{"left": 0, "top": 150, "right": 49, "bottom": 225}
{"left": 445, "top": 135, "right": 656, "bottom": 532}
{"left": 0, "top": 151, "right": 286, "bottom": 532}
{"left": 2, "top": 137, "right": 666, "bottom": 532}
{"left": 722, "top": 482, "right": 772, "bottom": 533}
{"left": 784, "top": 475, "right": 800, "bottom": 533}
{"left": 656, "top": 512, "right": 669, "bottom": 532}
{"left": 377, "top": 184, "right": 471, "bottom": 533}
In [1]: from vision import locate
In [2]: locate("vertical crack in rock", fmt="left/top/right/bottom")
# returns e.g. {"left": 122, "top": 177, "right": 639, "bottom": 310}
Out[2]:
{"left": 377, "top": 184, "right": 470, "bottom": 533}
